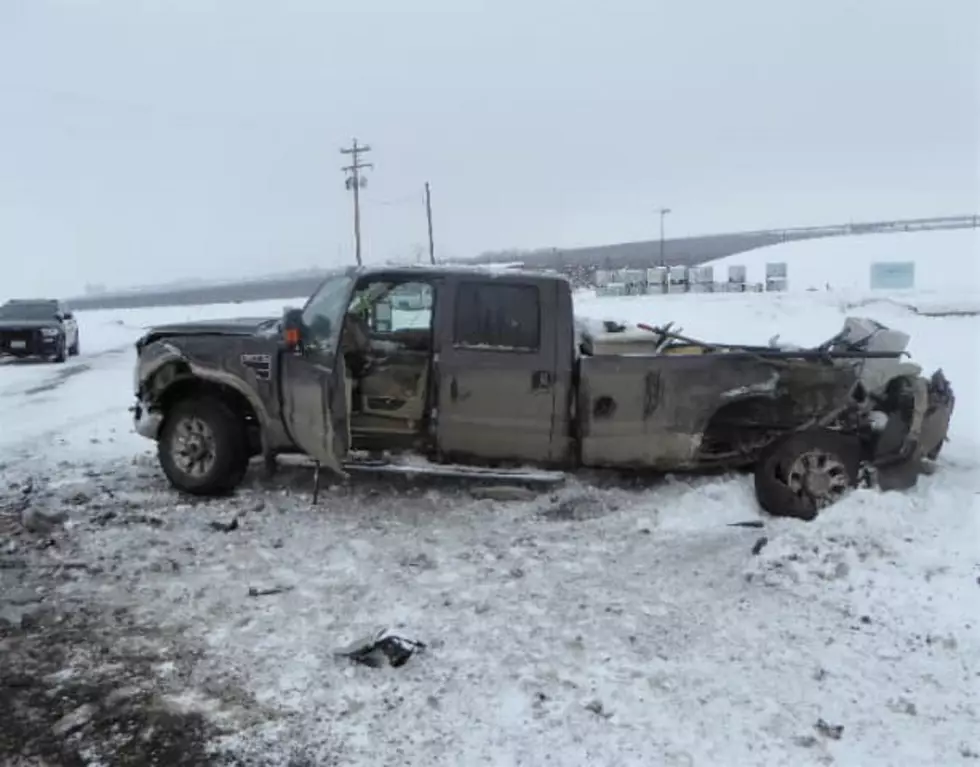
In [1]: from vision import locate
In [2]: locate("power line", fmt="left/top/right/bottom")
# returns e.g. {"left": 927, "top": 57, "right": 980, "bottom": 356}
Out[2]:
{"left": 340, "top": 138, "right": 373, "bottom": 266}
{"left": 365, "top": 193, "right": 420, "bottom": 207}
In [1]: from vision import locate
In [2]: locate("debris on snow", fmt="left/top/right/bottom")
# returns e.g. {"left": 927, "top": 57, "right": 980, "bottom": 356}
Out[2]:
{"left": 887, "top": 696, "right": 918, "bottom": 716}
{"left": 334, "top": 628, "right": 427, "bottom": 668}
{"left": 247, "top": 585, "right": 294, "bottom": 598}
{"left": 0, "top": 289, "right": 978, "bottom": 765}
{"left": 209, "top": 516, "right": 240, "bottom": 533}
{"left": 584, "top": 699, "right": 613, "bottom": 719}
{"left": 814, "top": 718, "right": 845, "bottom": 741}
{"left": 400, "top": 551, "right": 437, "bottom": 570}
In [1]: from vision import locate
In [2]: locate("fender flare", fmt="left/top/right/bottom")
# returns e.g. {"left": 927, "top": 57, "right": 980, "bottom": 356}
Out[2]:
{"left": 142, "top": 347, "right": 274, "bottom": 453}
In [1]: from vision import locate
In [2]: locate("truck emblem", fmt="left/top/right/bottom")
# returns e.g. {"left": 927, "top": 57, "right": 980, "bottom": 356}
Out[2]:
{"left": 241, "top": 353, "right": 272, "bottom": 381}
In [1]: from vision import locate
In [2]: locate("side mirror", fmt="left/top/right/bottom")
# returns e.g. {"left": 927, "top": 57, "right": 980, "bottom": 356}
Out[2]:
{"left": 281, "top": 308, "right": 305, "bottom": 352}
{"left": 62, "top": 311, "right": 74, "bottom": 321}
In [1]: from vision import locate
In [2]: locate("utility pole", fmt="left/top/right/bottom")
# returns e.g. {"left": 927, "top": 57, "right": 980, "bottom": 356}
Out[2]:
{"left": 424, "top": 182, "right": 435, "bottom": 264}
{"left": 658, "top": 207, "right": 672, "bottom": 267}
{"left": 341, "top": 138, "right": 373, "bottom": 266}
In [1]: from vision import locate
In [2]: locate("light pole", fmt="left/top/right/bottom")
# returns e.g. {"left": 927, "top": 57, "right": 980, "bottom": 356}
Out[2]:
{"left": 658, "top": 207, "right": 671, "bottom": 267}
{"left": 424, "top": 182, "right": 436, "bottom": 265}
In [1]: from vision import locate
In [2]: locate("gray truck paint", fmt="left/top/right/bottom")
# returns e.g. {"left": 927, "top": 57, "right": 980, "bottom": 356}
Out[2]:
{"left": 132, "top": 265, "right": 950, "bottom": 491}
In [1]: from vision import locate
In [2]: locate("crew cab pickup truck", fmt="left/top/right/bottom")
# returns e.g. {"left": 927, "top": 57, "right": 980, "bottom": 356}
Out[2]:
{"left": 132, "top": 265, "right": 954, "bottom": 519}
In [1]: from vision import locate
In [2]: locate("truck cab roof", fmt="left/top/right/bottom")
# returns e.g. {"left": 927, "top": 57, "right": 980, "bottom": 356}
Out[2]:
{"left": 341, "top": 263, "right": 570, "bottom": 285}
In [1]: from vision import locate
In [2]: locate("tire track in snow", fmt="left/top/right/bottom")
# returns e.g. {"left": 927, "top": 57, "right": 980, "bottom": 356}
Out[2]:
{"left": 0, "top": 344, "right": 131, "bottom": 400}
{"left": 0, "top": 344, "right": 139, "bottom": 468}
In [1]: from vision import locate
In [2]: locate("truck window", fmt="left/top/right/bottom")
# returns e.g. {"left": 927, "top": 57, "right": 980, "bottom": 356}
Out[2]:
{"left": 302, "top": 272, "right": 354, "bottom": 349}
{"left": 453, "top": 282, "right": 540, "bottom": 350}
{"left": 368, "top": 282, "right": 433, "bottom": 333}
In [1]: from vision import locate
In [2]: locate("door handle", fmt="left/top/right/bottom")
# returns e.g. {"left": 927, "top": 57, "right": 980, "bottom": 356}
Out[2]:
{"left": 532, "top": 370, "right": 553, "bottom": 390}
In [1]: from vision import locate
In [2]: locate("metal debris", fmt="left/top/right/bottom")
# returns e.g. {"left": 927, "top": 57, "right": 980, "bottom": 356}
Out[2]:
{"left": 335, "top": 627, "right": 426, "bottom": 668}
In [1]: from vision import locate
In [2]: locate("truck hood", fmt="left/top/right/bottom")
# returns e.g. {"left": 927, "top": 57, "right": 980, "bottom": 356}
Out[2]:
{"left": 0, "top": 319, "right": 60, "bottom": 331}
{"left": 138, "top": 316, "right": 279, "bottom": 347}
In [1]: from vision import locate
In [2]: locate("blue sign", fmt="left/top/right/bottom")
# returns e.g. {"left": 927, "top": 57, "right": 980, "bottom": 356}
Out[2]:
{"left": 870, "top": 261, "right": 915, "bottom": 290}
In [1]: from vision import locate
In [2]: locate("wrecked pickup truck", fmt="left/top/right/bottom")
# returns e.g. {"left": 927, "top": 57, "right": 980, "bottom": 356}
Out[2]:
{"left": 132, "top": 265, "right": 954, "bottom": 519}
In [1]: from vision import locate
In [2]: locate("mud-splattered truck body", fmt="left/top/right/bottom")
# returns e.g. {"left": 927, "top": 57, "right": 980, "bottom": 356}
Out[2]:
{"left": 133, "top": 265, "right": 953, "bottom": 518}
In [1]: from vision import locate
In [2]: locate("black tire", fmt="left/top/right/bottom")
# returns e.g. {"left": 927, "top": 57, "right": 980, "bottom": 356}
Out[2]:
{"left": 754, "top": 428, "right": 861, "bottom": 520}
{"left": 158, "top": 396, "right": 250, "bottom": 496}
{"left": 51, "top": 337, "right": 67, "bottom": 364}
{"left": 69, "top": 336, "right": 80, "bottom": 356}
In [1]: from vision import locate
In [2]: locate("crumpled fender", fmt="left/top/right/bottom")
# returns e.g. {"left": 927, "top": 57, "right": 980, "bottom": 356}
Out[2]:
{"left": 137, "top": 340, "right": 274, "bottom": 442}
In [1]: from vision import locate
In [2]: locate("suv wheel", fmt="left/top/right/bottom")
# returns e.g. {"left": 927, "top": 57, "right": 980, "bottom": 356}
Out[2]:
{"left": 158, "top": 396, "right": 249, "bottom": 496}
{"left": 69, "top": 336, "right": 80, "bottom": 356}
{"left": 52, "top": 338, "right": 67, "bottom": 364}
{"left": 754, "top": 428, "right": 860, "bottom": 520}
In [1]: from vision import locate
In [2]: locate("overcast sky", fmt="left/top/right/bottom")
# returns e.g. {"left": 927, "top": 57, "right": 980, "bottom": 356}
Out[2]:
{"left": 1, "top": 0, "right": 977, "bottom": 296}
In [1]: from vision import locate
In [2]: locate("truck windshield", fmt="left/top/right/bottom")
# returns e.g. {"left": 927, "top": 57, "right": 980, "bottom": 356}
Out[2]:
{"left": 301, "top": 273, "right": 354, "bottom": 351}
{"left": 0, "top": 303, "right": 58, "bottom": 320}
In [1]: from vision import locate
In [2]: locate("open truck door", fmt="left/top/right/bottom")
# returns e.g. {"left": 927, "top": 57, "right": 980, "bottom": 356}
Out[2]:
{"left": 279, "top": 274, "right": 355, "bottom": 476}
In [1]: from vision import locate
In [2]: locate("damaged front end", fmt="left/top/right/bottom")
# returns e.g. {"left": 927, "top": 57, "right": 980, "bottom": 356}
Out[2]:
{"left": 864, "top": 368, "right": 955, "bottom": 490}
{"left": 816, "top": 317, "right": 955, "bottom": 489}
{"left": 750, "top": 317, "right": 956, "bottom": 517}
{"left": 597, "top": 314, "right": 955, "bottom": 516}
{"left": 131, "top": 338, "right": 189, "bottom": 441}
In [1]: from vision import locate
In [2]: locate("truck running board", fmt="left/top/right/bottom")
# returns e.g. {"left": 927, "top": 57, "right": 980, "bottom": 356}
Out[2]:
{"left": 342, "top": 458, "right": 567, "bottom": 486}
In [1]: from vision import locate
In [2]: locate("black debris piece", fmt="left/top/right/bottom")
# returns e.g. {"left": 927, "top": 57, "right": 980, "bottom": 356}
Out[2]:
{"left": 209, "top": 517, "right": 239, "bottom": 533}
{"left": 335, "top": 628, "right": 427, "bottom": 668}
{"left": 814, "top": 718, "right": 844, "bottom": 740}
{"left": 247, "top": 585, "right": 293, "bottom": 598}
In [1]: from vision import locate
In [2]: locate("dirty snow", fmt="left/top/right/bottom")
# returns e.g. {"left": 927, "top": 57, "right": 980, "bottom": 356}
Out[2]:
{"left": 1, "top": 277, "right": 978, "bottom": 765}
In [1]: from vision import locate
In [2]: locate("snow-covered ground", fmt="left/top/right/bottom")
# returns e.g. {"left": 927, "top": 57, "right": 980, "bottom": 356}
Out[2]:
{"left": 708, "top": 227, "right": 980, "bottom": 311}
{"left": 1, "top": 281, "right": 978, "bottom": 765}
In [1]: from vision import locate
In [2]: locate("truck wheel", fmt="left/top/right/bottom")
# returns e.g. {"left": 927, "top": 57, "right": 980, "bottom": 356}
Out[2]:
{"left": 158, "top": 396, "right": 249, "bottom": 496}
{"left": 52, "top": 338, "right": 67, "bottom": 364}
{"left": 754, "top": 429, "right": 860, "bottom": 521}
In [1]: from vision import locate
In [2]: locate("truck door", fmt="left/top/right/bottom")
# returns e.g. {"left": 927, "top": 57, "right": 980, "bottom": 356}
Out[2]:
{"left": 280, "top": 273, "right": 354, "bottom": 475}
{"left": 435, "top": 277, "right": 560, "bottom": 463}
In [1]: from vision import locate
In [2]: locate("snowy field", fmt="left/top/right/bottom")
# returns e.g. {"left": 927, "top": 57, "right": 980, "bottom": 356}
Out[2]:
{"left": 1, "top": 272, "right": 979, "bottom": 763}
{"left": 709, "top": 227, "right": 980, "bottom": 311}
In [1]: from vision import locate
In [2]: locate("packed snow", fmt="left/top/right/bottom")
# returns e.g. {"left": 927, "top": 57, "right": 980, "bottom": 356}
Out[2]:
{"left": 1, "top": 260, "right": 978, "bottom": 765}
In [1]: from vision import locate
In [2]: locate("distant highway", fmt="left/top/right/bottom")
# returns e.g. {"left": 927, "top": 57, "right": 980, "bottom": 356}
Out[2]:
{"left": 65, "top": 214, "right": 977, "bottom": 311}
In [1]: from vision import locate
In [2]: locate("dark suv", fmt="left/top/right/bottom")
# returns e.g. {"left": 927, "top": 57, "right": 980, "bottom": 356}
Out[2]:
{"left": 0, "top": 299, "right": 80, "bottom": 363}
